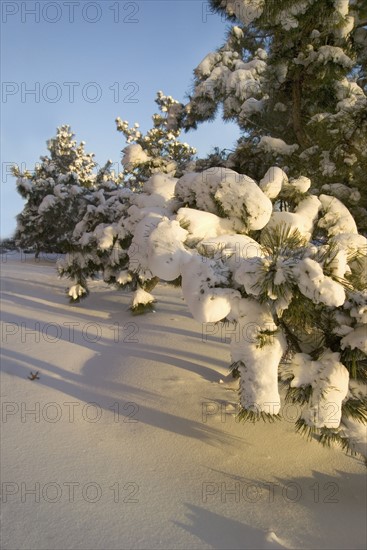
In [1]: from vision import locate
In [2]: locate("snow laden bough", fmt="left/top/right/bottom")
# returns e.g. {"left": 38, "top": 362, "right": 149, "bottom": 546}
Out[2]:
{"left": 61, "top": 166, "right": 366, "bottom": 460}
{"left": 144, "top": 167, "right": 366, "bottom": 460}
{"left": 58, "top": 174, "right": 179, "bottom": 312}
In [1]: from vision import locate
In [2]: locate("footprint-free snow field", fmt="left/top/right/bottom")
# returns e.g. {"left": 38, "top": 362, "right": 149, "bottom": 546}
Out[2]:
{"left": 1, "top": 254, "right": 366, "bottom": 549}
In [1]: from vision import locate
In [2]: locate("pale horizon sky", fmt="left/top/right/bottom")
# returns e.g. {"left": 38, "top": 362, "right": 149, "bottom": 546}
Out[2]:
{"left": 1, "top": 0, "right": 240, "bottom": 237}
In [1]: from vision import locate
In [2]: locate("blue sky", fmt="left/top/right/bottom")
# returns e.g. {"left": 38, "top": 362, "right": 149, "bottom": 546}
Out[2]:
{"left": 1, "top": 0, "right": 240, "bottom": 237}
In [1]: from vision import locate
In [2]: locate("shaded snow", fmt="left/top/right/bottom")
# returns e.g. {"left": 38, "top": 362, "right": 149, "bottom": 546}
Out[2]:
{"left": 38, "top": 194, "right": 57, "bottom": 214}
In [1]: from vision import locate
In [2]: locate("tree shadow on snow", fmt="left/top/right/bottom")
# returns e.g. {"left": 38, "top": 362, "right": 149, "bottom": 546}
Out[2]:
{"left": 200, "top": 467, "right": 366, "bottom": 550}
{"left": 174, "top": 503, "right": 288, "bottom": 549}
{"left": 124, "top": 343, "right": 225, "bottom": 381}
{"left": 1, "top": 346, "right": 244, "bottom": 448}
{"left": 1, "top": 271, "right": 245, "bottom": 447}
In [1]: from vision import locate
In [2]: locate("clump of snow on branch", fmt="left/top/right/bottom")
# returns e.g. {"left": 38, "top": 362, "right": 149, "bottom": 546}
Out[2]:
{"left": 290, "top": 351, "right": 349, "bottom": 428}
{"left": 229, "top": 297, "right": 287, "bottom": 415}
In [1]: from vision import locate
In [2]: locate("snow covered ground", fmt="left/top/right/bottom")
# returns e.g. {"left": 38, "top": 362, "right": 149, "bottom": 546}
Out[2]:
{"left": 1, "top": 253, "right": 366, "bottom": 550}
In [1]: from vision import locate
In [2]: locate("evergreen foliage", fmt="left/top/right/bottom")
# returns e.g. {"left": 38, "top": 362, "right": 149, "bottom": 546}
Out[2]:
{"left": 168, "top": 0, "right": 367, "bottom": 230}
{"left": 13, "top": 125, "right": 98, "bottom": 256}
{"left": 116, "top": 91, "right": 197, "bottom": 186}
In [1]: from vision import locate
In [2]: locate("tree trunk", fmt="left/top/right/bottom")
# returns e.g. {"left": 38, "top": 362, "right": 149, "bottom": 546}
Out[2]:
{"left": 292, "top": 73, "right": 309, "bottom": 150}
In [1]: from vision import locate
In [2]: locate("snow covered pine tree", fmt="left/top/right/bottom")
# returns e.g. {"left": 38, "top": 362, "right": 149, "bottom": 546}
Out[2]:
{"left": 168, "top": 0, "right": 367, "bottom": 231}
{"left": 58, "top": 93, "right": 196, "bottom": 309}
{"left": 14, "top": 125, "right": 96, "bottom": 257}
{"left": 116, "top": 91, "right": 197, "bottom": 185}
